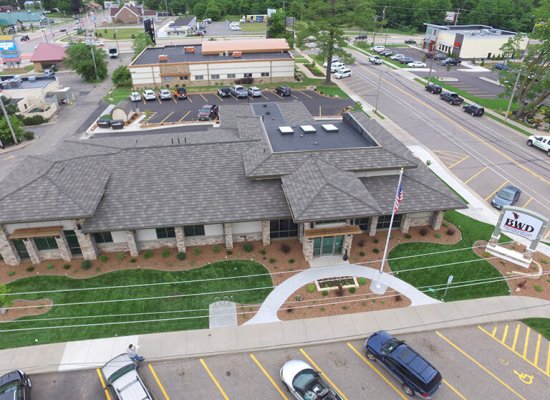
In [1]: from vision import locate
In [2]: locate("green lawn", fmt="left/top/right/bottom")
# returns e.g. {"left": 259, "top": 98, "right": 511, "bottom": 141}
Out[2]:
{"left": 523, "top": 319, "right": 550, "bottom": 340}
{"left": 105, "top": 86, "right": 132, "bottom": 104}
{"left": 240, "top": 22, "right": 267, "bottom": 33}
{"left": 389, "top": 211, "right": 510, "bottom": 301}
{"left": 0, "top": 260, "right": 272, "bottom": 349}
{"left": 83, "top": 27, "right": 143, "bottom": 40}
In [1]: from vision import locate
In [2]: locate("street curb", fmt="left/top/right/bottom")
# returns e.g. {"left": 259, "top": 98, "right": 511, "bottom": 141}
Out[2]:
{"left": 0, "top": 139, "right": 34, "bottom": 155}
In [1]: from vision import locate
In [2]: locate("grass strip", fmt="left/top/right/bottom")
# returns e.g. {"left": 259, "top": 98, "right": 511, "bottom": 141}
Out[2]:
{"left": 523, "top": 318, "right": 550, "bottom": 340}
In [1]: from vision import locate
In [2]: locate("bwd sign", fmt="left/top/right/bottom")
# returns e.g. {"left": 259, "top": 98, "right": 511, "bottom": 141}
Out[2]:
{"left": 487, "top": 206, "right": 548, "bottom": 268}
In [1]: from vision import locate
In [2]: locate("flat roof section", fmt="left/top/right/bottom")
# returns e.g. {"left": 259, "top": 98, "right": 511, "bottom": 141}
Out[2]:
{"left": 201, "top": 39, "right": 290, "bottom": 54}
{"left": 252, "top": 102, "right": 377, "bottom": 152}
{"left": 132, "top": 44, "right": 292, "bottom": 66}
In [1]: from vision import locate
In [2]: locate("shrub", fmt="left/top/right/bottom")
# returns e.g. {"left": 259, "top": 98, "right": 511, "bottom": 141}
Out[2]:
{"left": 117, "top": 252, "right": 127, "bottom": 261}
{"left": 131, "top": 33, "right": 135, "bottom": 39}
{"left": 358, "top": 239, "right": 366, "bottom": 247}
{"left": 420, "top": 227, "right": 429, "bottom": 236}
{"left": 359, "top": 251, "right": 366, "bottom": 257}
{"left": 63, "top": 264, "right": 71, "bottom": 270}
{"left": 320, "top": 307, "right": 326, "bottom": 312}
{"left": 226, "top": 250, "right": 233, "bottom": 255}
{"left": 99, "top": 255, "right": 109, "bottom": 263}
{"left": 280, "top": 243, "right": 291, "bottom": 254}
{"left": 193, "top": 247, "right": 202, "bottom": 256}
{"left": 26, "top": 266, "right": 35, "bottom": 272}
{"left": 342, "top": 306, "right": 348, "bottom": 310}
{"left": 404, "top": 233, "right": 412, "bottom": 239}
{"left": 212, "top": 244, "right": 222, "bottom": 253}
{"left": 295, "top": 295, "right": 303, "bottom": 301}
{"left": 23, "top": 130, "right": 34, "bottom": 140}
{"left": 321, "top": 290, "right": 329, "bottom": 296}
{"left": 7, "top": 271, "right": 15, "bottom": 277}
{"left": 434, "top": 233, "right": 442, "bottom": 239}
{"left": 269, "top": 258, "right": 276, "bottom": 264}
{"left": 395, "top": 294, "right": 402, "bottom": 302}
{"left": 336, "top": 284, "right": 344, "bottom": 297}
{"left": 446, "top": 228, "right": 455, "bottom": 236}
{"left": 349, "top": 286, "right": 356, "bottom": 293}
{"left": 177, "top": 251, "right": 186, "bottom": 260}
{"left": 534, "top": 285, "right": 543, "bottom": 292}
{"left": 130, "top": 258, "right": 137, "bottom": 263}
{"left": 357, "top": 277, "right": 367, "bottom": 285}
{"left": 22, "top": 115, "right": 46, "bottom": 126}
{"left": 540, "top": 258, "right": 548, "bottom": 264}
{"left": 47, "top": 263, "right": 55, "bottom": 270}
{"left": 517, "top": 280, "right": 527, "bottom": 288}
{"left": 373, "top": 248, "right": 379, "bottom": 254}
{"left": 81, "top": 260, "right": 92, "bottom": 270}
{"left": 306, "top": 283, "right": 315, "bottom": 293}
{"left": 143, "top": 250, "right": 154, "bottom": 259}
{"left": 235, "top": 77, "right": 253, "bottom": 85}
{"left": 373, "top": 238, "right": 379, "bottom": 244}
{"left": 288, "top": 258, "right": 295, "bottom": 264}
{"left": 243, "top": 242, "right": 254, "bottom": 252}
{"left": 259, "top": 249, "right": 266, "bottom": 255}
{"left": 161, "top": 248, "right": 170, "bottom": 258}
{"left": 286, "top": 307, "right": 293, "bottom": 313}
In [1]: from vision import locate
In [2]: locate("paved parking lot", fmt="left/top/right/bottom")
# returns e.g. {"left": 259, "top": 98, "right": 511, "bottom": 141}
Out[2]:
{"left": 136, "top": 89, "right": 354, "bottom": 125}
{"left": 31, "top": 323, "right": 549, "bottom": 399}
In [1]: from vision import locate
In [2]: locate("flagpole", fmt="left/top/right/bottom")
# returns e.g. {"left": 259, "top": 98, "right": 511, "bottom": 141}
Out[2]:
{"left": 375, "top": 167, "right": 404, "bottom": 289}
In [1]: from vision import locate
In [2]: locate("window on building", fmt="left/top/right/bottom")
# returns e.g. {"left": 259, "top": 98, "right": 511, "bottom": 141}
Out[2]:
{"left": 211, "top": 74, "right": 220, "bottom": 79}
{"left": 313, "top": 220, "right": 346, "bottom": 227}
{"left": 156, "top": 227, "right": 176, "bottom": 239}
{"left": 184, "top": 225, "right": 205, "bottom": 236}
{"left": 243, "top": 73, "right": 252, "bottom": 78}
{"left": 93, "top": 232, "right": 113, "bottom": 244}
{"left": 270, "top": 219, "right": 298, "bottom": 239}
{"left": 179, "top": 76, "right": 188, "bottom": 80}
{"left": 163, "top": 76, "right": 174, "bottom": 82}
{"left": 376, "top": 214, "right": 402, "bottom": 229}
{"left": 261, "top": 72, "right": 269, "bottom": 77}
{"left": 34, "top": 236, "right": 59, "bottom": 251}
{"left": 195, "top": 75, "right": 204, "bottom": 80}
{"left": 227, "top": 73, "right": 236, "bottom": 78}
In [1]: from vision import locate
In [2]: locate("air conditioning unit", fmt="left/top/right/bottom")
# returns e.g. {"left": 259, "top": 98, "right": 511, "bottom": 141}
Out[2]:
{"left": 159, "top": 54, "right": 169, "bottom": 62}
{"left": 184, "top": 46, "right": 195, "bottom": 53}
{"left": 232, "top": 51, "right": 242, "bottom": 57}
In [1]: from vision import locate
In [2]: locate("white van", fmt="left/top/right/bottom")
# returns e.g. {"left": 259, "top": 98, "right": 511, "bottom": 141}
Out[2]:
{"left": 334, "top": 68, "right": 352, "bottom": 79}
{"left": 330, "top": 62, "right": 346, "bottom": 73}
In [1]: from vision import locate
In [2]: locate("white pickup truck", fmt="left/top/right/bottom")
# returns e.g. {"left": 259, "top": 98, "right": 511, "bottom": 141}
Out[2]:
{"left": 527, "top": 135, "right": 550, "bottom": 156}
{"left": 101, "top": 354, "right": 153, "bottom": 400}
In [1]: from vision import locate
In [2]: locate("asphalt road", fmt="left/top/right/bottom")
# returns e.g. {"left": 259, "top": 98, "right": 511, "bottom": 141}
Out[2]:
{"left": 344, "top": 48, "right": 550, "bottom": 228}
{"left": 29, "top": 323, "right": 550, "bottom": 399}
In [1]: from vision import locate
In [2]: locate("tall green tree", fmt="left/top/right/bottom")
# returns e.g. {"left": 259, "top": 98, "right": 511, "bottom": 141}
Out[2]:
{"left": 112, "top": 66, "right": 132, "bottom": 87}
{"left": 0, "top": 116, "right": 27, "bottom": 146}
{"left": 133, "top": 32, "right": 154, "bottom": 59}
{"left": 66, "top": 43, "right": 108, "bottom": 82}
{"left": 297, "top": 0, "right": 374, "bottom": 83}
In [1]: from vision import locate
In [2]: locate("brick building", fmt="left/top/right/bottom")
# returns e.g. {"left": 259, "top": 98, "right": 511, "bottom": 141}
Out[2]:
{"left": 110, "top": 4, "right": 156, "bottom": 24}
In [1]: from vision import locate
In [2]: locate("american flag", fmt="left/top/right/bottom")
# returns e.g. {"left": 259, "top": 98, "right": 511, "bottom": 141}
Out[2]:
{"left": 393, "top": 183, "right": 404, "bottom": 213}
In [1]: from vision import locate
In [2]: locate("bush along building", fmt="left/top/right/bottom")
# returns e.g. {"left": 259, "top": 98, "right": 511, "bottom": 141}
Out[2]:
{"left": 0, "top": 102, "right": 466, "bottom": 266}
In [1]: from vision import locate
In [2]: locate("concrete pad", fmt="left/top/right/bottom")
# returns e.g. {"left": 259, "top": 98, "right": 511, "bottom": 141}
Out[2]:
{"left": 142, "top": 331, "right": 188, "bottom": 359}
{"left": 371, "top": 309, "right": 402, "bottom": 331}
{"left": 394, "top": 307, "right": 423, "bottom": 333}
{"left": 349, "top": 312, "right": 381, "bottom": 336}
{"left": 181, "top": 329, "right": 212, "bottom": 357}
{"left": 304, "top": 317, "right": 336, "bottom": 342}
{"left": 234, "top": 323, "right": 262, "bottom": 350}
{"left": 416, "top": 304, "right": 446, "bottom": 328}
{"left": 327, "top": 314, "right": 360, "bottom": 339}
{"left": 208, "top": 326, "right": 238, "bottom": 353}
{"left": 256, "top": 322, "right": 287, "bottom": 348}
{"left": 209, "top": 301, "right": 237, "bottom": 328}
{"left": 281, "top": 319, "right": 309, "bottom": 345}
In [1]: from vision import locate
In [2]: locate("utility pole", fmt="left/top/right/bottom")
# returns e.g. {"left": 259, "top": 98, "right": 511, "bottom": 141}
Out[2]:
{"left": 426, "top": 30, "right": 439, "bottom": 84}
{"left": 505, "top": 71, "right": 521, "bottom": 124}
{"left": 0, "top": 98, "right": 18, "bottom": 145}
{"left": 90, "top": 45, "right": 99, "bottom": 81}
{"left": 454, "top": 9, "right": 461, "bottom": 26}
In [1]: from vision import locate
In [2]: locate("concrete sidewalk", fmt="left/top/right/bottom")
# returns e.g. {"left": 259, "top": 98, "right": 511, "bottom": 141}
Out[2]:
{"left": 0, "top": 296, "right": 548, "bottom": 375}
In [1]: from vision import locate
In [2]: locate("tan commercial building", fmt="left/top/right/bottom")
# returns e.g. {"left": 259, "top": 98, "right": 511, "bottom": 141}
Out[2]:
{"left": 129, "top": 39, "right": 294, "bottom": 88}
{"left": 423, "top": 24, "right": 528, "bottom": 59}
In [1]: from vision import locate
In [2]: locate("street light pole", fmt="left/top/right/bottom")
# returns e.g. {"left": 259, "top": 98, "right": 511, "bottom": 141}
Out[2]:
{"left": 505, "top": 71, "right": 521, "bottom": 124}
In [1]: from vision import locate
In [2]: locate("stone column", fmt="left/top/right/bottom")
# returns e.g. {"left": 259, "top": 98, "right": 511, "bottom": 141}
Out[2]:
{"left": 55, "top": 233, "right": 72, "bottom": 262}
{"left": 432, "top": 211, "right": 445, "bottom": 230}
{"left": 400, "top": 214, "right": 411, "bottom": 234}
{"left": 174, "top": 226, "right": 186, "bottom": 253}
{"left": 343, "top": 234, "right": 353, "bottom": 257}
{"left": 224, "top": 223, "right": 233, "bottom": 250}
{"left": 368, "top": 216, "right": 378, "bottom": 236}
{"left": 126, "top": 230, "right": 140, "bottom": 256}
{"left": 303, "top": 238, "right": 314, "bottom": 261}
{"left": 0, "top": 226, "right": 20, "bottom": 266}
{"left": 23, "top": 239, "right": 40, "bottom": 265}
{"left": 261, "top": 221, "right": 270, "bottom": 247}
{"left": 298, "top": 223, "right": 305, "bottom": 243}
{"left": 73, "top": 221, "right": 97, "bottom": 260}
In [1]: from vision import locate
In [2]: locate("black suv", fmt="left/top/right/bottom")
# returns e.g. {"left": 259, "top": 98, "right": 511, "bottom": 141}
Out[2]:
{"left": 355, "top": 34, "right": 368, "bottom": 40}
{"left": 427, "top": 52, "right": 447, "bottom": 61}
{"left": 404, "top": 39, "right": 417, "bottom": 44}
{"left": 217, "top": 87, "right": 232, "bottom": 97}
{"left": 425, "top": 83, "right": 442, "bottom": 94}
{"left": 463, "top": 104, "right": 485, "bottom": 116}
{"left": 275, "top": 86, "right": 292, "bottom": 96}
{"left": 441, "top": 57, "right": 462, "bottom": 66}
{"left": 440, "top": 91, "right": 464, "bottom": 105}
{"left": 173, "top": 87, "right": 187, "bottom": 99}
{"left": 0, "top": 370, "right": 32, "bottom": 400}
{"left": 365, "top": 331, "right": 442, "bottom": 399}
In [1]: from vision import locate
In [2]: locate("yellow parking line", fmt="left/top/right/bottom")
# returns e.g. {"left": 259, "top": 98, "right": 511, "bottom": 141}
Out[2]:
{"left": 501, "top": 324, "right": 509, "bottom": 344}
{"left": 464, "top": 166, "right": 488, "bottom": 184}
{"left": 546, "top": 344, "right": 550, "bottom": 375}
{"left": 523, "top": 327, "right": 531, "bottom": 358}
{"left": 178, "top": 111, "right": 190, "bottom": 122}
{"left": 491, "top": 325, "right": 497, "bottom": 336}
{"left": 95, "top": 368, "right": 112, "bottom": 400}
{"left": 448, "top": 155, "right": 469, "bottom": 169}
{"left": 346, "top": 343, "right": 408, "bottom": 400}
{"left": 521, "top": 197, "right": 533, "bottom": 208}
{"left": 437, "top": 331, "right": 527, "bottom": 400}
{"left": 512, "top": 323, "right": 521, "bottom": 351}
{"left": 200, "top": 358, "right": 229, "bottom": 400}
{"left": 250, "top": 354, "right": 288, "bottom": 400}
{"left": 160, "top": 112, "right": 174, "bottom": 124}
{"left": 443, "top": 379, "right": 468, "bottom": 400}
{"left": 148, "top": 364, "right": 170, "bottom": 400}
{"left": 534, "top": 334, "right": 542, "bottom": 367}
{"left": 300, "top": 348, "right": 348, "bottom": 400}
{"left": 484, "top": 180, "right": 509, "bottom": 201}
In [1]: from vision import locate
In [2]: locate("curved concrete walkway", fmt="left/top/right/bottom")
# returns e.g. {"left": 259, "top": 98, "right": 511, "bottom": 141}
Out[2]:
{"left": 245, "top": 264, "right": 440, "bottom": 325}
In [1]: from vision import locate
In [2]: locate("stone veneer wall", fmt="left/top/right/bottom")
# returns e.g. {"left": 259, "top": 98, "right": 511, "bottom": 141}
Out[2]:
{"left": 0, "top": 226, "right": 20, "bottom": 266}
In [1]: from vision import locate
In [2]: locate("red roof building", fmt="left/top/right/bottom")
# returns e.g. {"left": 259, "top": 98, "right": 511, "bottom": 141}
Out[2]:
{"left": 30, "top": 43, "right": 66, "bottom": 72}
{"left": 110, "top": 4, "right": 157, "bottom": 24}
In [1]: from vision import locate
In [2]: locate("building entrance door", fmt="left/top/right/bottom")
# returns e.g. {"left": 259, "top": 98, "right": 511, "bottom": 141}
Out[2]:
{"left": 12, "top": 239, "right": 30, "bottom": 260}
{"left": 313, "top": 235, "right": 344, "bottom": 257}
{"left": 63, "top": 230, "right": 82, "bottom": 255}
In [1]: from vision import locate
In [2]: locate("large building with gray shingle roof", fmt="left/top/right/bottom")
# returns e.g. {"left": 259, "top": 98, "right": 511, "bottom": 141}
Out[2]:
{"left": 0, "top": 102, "right": 465, "bottom": 266}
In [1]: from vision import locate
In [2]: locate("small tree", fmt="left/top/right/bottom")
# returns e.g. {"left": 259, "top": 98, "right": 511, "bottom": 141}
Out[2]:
{"left": 0, "top": 116, "right": 28, "bottom": 145}
{"left": 66, "top": 43, "right": 108, "bottom": 82}
{"left": 112, "top": 66, "right": 132, "bottom": 87}
{"left": 133, "top": 32, "right": 154, "bottom": 59}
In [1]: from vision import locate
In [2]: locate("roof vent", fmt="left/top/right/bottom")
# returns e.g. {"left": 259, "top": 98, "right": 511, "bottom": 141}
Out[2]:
{"left": 300, "top": 125, "right": 316, "bottom": 134}
{"left": 321, "top": 124, "right": 339, "bottom": 132}
{"left": 159, "top": 54, "right": 169, "bottom": 62}
{"left": 184, "top": 46, "right": 195, "bottom": 53}
{"left": 232, "top": 51, "right": 242, "bottom": 58}
{"left": 278, "top": 126, "right": 294, "bottom": 135}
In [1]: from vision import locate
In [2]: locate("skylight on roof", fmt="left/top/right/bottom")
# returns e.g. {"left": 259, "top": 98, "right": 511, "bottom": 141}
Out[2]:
{"left": 300, "top": 125, "right": 316, "bottom": 134}
{"left": 321, "top": 124, "right": 339, "bottom": 132}
{"left": 278, "top": 126, "right": 294, "bottom": 135}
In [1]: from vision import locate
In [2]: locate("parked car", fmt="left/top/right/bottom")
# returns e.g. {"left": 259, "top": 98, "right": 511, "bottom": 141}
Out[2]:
{"left": 380, "top": 50, "right": 393, "bottom": 57}
{"left": 231, "top": 85, "right": 248, "bottom": 98}
{"left": 369, "top": 55, "right": 382, "bottom": 64}
{"left": 202, "top": 18, "right": 212, "bottom": 23}
{"left": 20, "top": 35, "right": 30, "bottom": 41}
{"left": 248, "top": 86, "right": 262, "bottom": 97}
{"left": 330, "top": 62, "right": 346, "bottom": 73}
{"left": 427, "top": 52, "right": 447, "bottom": 60}
{"left": 101, "top": 354, "right": 152, "bottom": 400}
{"left": 390, "top": 53, "right": 405, "bottom": 60}
{"left": 495, "top": 63, "right": 510, "bottom": 71}
{"left": 372, "top": 45, "right": 385, "bottom": 53}
{"left": 0, "top": 370, "right": 31, "bottom": 400}
{"left": 229, "top": 23, "right": 241, "bottom": 31}
{"left": 129, "top": 91, "right": 141, "bottom": 102}
{"left": 408, "top": 61, "right": 426, "bottom": 68}
{"left": 527, "top": 135, "right": 550, "bottom": 156}
{"left": 355, "top": 34, "right": 368, "bottom": 40}
{"left": 158, "top": 89, "right": 172, "bottom": 100}
{"left": 94, "top": 40, "right": 104, "bottom": 47}
{"left": 463, "top": 104, "right": 485, "bottom": 116}
{"left": 398, "top": 57, "right": 414, "bottom": 64}
{"left": 142, "top": 89, "right": 156, "bottom": 101}
{"left": 404, "top": 39, "right": 417, "bottom": 44}
{"left": 173, "top": 87, "right": 187, "bottom": 99}
{"left": 43, "top": 69, "right": 55, "bottom": 77}
{"left": 275, "top": 85, "right": 292, "bottom": 96}
{"left": 280, "top": 360, "right": 343, "bottom": 400}
{"left": 218, "top": 87, "right": 232, "bottom": 97}
{"left": 365, "top": 331, "right": 442, "bottom": 399}
{"left": 425, "top": 82, "right": 442, "bottom": 94}
{"left": 197, "top": 104, "right": 219, "bottom": 121}
{"left": 334, "top": 68, "right": 352, "bottom": 79}
{"left": 491, "top": 185, "right": 521, "bottom": 209}
{"left": 108, "top": 47, "right": 118, "bottom": 58}
{"left": 322, "top": 56, "right": 340, "bottom": 67}
{"left": 440, "top": 91, "right": 464, "bottom": 105}
{"left": 441, "top": 57, "right": 462, "bottom": 66}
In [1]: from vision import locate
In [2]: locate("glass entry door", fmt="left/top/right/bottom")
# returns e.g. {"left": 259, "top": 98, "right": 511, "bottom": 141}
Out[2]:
{"left": 12, "top": 239, "right": 30, "bottom": 260}
{"left": 313, "top": 235, "right": 344, "bottom": 256}
{"left": 63, "top": 230, "right": 82, "bottom": 255}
